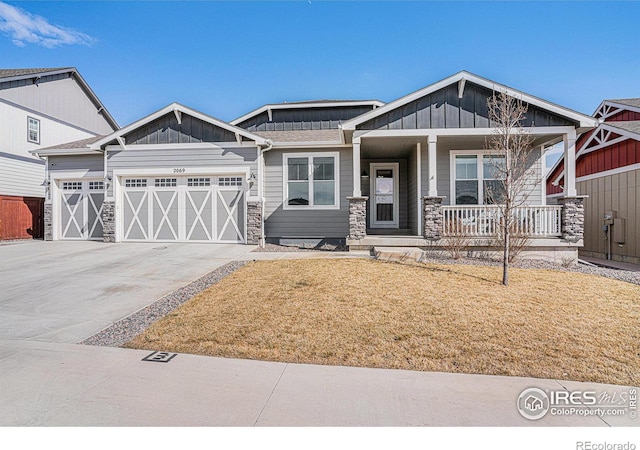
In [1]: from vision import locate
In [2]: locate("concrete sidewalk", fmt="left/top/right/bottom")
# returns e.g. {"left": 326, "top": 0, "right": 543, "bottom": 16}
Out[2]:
{"left": 1, "top": 339, "right": 637, "bottom": 426}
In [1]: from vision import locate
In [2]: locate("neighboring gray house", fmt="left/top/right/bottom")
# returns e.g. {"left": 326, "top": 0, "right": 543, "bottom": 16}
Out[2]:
{"left": 35, "top": 71, "right": 597, "bottom": 261}
{"left": 0, "top": 67, "right": 118, "bottom": 240}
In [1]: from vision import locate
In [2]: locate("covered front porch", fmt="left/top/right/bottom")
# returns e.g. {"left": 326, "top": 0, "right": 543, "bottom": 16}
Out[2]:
{"left": 345, "top": 128, "right": 585, "bottom": 260}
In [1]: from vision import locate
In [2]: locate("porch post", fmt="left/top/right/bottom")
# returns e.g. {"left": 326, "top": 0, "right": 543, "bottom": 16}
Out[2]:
{"left": 352, "top": 137, "right": 362, "bottom": 197}
{"left": 563, "top": 129, "right": 577, "bottom": 197}
{"left": 427, "top": 135, "right": 438, "bottom": 196}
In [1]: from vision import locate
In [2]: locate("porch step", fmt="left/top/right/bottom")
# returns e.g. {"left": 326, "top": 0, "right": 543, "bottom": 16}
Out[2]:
{"left": 373, "top": 246, "right": 424, "bottom": 263}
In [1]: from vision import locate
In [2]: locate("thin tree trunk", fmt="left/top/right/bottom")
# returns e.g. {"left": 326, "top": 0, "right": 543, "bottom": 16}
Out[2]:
{"left": 503, "top": 220, "right": 510, "bottom": 286}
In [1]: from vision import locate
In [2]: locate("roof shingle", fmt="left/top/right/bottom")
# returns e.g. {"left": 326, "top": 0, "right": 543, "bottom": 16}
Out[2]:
{"left": 0, "top": 68, "right": 71, "bottom": 79}
{"left": 607, "top": 98, "right": 640, "bottom": 109}
{"left": 253, "top": 129, "right": 342, "bottom": 143}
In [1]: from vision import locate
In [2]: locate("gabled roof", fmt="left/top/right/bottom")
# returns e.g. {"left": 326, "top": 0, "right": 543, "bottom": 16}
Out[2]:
{"left": 231, "top": 100, "right": 384, "bottom": 127}
{"left": 0, "top": 67, "right": 119, "bottom": 131}
{"left": 341, "top": 70, "right": 597, "bottom": 131}
{"left": 593, "top": 98, "right": 640, "bottom": 119}
{"left": 90, "top": 102, "right": 268, "bottom": 150}
{"left": 545, "top": 120, "right": 640, "bottom": 185}
{"left": 32, "top": 135, "right": 104, "bottom": 156}
{"left": 602, "top": 120, "right": 640, "bottom": 137}
{"left": 0, "top": 67, "right": 70, "bottom": 78}
{"left": 606, "top": 98, "right": 640, "bottom": 109}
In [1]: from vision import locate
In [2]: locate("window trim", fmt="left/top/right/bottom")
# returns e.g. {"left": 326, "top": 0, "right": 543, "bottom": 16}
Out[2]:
{"left": 450, "top": 150, "right": 506, "bottom": 205}
{"left": 27, "top": 116, "right": 40, "bottom": 144}
{"left": 282, "top": 151, "right": 340, "bottom": 210}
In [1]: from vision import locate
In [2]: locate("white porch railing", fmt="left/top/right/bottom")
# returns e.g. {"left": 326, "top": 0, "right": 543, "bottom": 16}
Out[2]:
{"left": 442, "top": 205, "right": 562, "bottom": 237}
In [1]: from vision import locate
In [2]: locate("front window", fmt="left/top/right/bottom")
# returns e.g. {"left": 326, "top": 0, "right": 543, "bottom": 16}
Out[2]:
{"left": 454, "top": 153, "right": 506, "bottom": 205}
{"left": 27, "top": 117, "right": 40, "bottom": 144}
{"left": 284, "top": 153, "right": 339, "bottom": 209}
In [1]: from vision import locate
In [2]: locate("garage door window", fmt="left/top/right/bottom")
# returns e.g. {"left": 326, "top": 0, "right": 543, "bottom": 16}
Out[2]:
{"left": 188, "top": 177, "right": 211, "bottom": 187}
{"left": 284, "top": 152, "right": 339, "bottom": 210}
{"left": 125, "top": 179, "right": 147, "bottom": 188}
{"left": 219, "top": 177, "right": 242, "bottom": 187}
{"left": 155, "top": 178, "right": 177, "bottom": 187}
{"left": 62, "top": 181, "right": 82, "bottom": 190}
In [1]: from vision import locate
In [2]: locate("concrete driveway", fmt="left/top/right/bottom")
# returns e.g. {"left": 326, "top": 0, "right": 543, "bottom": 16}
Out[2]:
{"left": 0, "top": 240, "right": 254, "bottom": 343}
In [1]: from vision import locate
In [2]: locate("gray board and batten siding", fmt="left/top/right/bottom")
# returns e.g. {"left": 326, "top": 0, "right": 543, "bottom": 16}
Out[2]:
{"left": 237, "top": 105, "right": 375, "bottom": 132}
{"left": 263, "top": 147, "right": 353, "bottom": 239}
{"left": 124, "top": 112, "right": 250, "bottom": 146}
{"left": 356, "top": 82, "right": 577, "bottom": 131}
{"left": 0, "top": 72, "right": 115, "bottom": 135}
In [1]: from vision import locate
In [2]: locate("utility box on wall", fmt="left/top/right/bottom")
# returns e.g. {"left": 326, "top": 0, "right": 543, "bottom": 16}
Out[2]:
{"left": 613, "top": 218, "right": 626, "bottom": 244}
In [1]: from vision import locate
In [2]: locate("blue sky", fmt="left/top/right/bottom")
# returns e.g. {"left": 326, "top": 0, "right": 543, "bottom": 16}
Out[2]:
{"left": 1, "top": 0, "right": 639, "bottom": 130}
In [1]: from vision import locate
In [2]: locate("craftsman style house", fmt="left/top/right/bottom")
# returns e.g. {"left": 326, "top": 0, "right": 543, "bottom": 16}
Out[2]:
{"left": 35, "top": 71, "right": 596, "bottom": 261}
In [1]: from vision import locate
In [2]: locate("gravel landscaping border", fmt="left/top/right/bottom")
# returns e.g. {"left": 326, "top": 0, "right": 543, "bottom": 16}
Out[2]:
{"left": 80, "top": 261, "right": 248, "bottom": 347}
{"left": 418, "top": 254, "right": 640, "bottom": 285}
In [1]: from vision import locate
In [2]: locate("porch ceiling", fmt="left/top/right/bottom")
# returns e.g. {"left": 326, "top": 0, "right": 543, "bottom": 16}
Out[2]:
{"left": 360, "top": 136, "right": 422, "bottom": 159}
{"left": 436, "top": 133, "right": 561, "bottom": 150}
{"left": 359, "top": 132, "right": 562, "bottom": 158}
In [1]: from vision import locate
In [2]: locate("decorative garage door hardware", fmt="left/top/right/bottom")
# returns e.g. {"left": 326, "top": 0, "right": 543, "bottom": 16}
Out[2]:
{"left": 121, "top": 176, "right": 245, "bottom": 243}
{"left": 60, "top": 180, "right": 104, "bottom": 240}
{"left": 142, "top": 351, "right": 177, "bottom": 363}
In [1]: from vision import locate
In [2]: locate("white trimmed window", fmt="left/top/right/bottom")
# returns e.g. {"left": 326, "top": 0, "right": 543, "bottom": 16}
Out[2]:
{"left": 284, "top": 152, "right": 339, "bottom": 209}
{"left": 27, "top": 117, "right": 40, "bottom": 144}
{"left": 452, "top": 152, "right": 506, "bottom": 205}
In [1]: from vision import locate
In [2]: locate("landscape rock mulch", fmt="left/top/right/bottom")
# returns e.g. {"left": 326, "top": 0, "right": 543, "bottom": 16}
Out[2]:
{"left": 419, "top": 254, "right": 640, "bottom": 286}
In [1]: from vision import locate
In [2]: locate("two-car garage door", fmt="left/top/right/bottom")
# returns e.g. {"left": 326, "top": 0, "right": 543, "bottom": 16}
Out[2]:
{"left": 120, "top": 176, "right": 245, "bottom": 243}
{"left": 58, "top": 175, "right": 246, "bottom": 243}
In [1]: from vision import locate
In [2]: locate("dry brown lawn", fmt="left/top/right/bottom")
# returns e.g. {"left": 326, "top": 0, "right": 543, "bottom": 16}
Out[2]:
{"left": 125, "top": 259, "right": 640, "bottom": 386}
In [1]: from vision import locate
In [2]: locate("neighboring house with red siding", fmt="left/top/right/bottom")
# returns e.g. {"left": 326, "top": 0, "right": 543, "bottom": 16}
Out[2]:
{"left": 0, "top": 68, "right": 118, "bottom": 240}
{"left": 546, "top": 99, "right": 640, "bottom": 264}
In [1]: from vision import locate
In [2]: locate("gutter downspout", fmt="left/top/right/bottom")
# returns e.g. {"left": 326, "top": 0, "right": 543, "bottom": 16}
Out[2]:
{"left": 33, "top": 152, "right": 49, "bottom": 201}
{"left": 258, "top": 139, "right": 273, "bottom": 247}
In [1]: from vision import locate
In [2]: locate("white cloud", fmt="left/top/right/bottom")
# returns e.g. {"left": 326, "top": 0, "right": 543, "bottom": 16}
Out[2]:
{"left": 0, "top": 1, "right": 95, "bottom": 48}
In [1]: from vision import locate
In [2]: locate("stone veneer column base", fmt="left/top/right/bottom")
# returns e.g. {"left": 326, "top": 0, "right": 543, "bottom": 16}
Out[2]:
{"left": 246, "top": 200, "right": 263, "bottom": 245}
{"left": 102, "top": 200, "right": 116, "bottom": 243}
{"left": 557, "top": 196, "right": 586, "bottom": 243}
{"left": 422, "top": 196, "right": 446, "bottom": 240}
{"left": 44, "top": 203, "right": 53, "bottom": 241}
{"left": 347, "top": 196, "right": 368, "bottom": 240}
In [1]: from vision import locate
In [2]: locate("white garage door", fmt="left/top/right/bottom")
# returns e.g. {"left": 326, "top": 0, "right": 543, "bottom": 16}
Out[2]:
{"left": 121, "top": 176, "right": 245, "bottom": 243}
{"left": 59, "top": 180, "right": 105, "bottom": 240}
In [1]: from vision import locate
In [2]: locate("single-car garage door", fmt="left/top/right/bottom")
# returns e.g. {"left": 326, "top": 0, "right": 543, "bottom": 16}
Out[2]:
{"left": 59, "top": 180, "right": 105, "bottom": 240}
{"left": 120, "top": 176, "right": 245, "bottom": 243}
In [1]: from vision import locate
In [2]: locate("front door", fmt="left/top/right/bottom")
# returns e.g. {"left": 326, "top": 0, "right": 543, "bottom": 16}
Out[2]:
{"left": 369, "top": 163, "right": 399, "bottom": 228}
